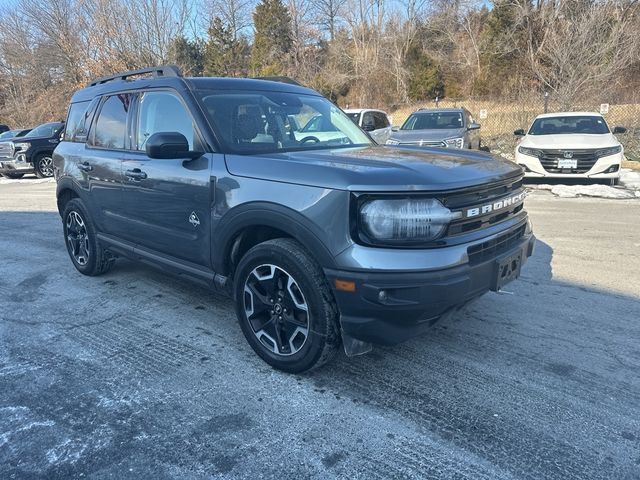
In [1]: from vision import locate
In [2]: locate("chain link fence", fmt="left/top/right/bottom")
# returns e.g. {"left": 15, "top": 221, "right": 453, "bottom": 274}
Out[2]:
{"left": 390, "top": 96, "right": 640, "bottom": 163}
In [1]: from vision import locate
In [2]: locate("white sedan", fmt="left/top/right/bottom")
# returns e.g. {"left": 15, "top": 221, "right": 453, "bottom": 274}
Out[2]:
{"left": 514, "top": 112, "right": 626, "bottom": 184}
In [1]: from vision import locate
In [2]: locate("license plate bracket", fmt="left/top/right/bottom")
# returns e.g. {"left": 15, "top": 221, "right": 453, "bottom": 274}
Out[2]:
{"left": 557, "top": 158, "right": 577, "bottom": 169}
{"left": 491, "top": 251, "right": 522, "bottom": 291}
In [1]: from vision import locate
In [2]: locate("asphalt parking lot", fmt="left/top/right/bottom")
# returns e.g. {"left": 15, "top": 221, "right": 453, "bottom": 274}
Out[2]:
{"left": 1, "top": 178, "right": 639, "bottom": 479}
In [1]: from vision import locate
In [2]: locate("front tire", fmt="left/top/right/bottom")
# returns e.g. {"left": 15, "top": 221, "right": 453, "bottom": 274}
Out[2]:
{"left": 234, "top": 238, "right": 341, "bottom": 373}
{"left": 62, "top": 198, "right": 115, "bottom": 276}
{"left": 34, "top": 154, "right": 54, "bottom": 178}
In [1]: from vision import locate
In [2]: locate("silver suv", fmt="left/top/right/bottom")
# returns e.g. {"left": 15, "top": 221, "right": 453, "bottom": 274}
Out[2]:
{"left": 53, "top": 66, "right": 534, "bottom": 372}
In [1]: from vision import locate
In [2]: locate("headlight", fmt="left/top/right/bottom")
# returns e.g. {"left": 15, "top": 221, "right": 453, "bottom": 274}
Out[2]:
{"left": 359, "top": 198, "right": 460, "bottom": 243}
{"left": 385, "top": 139, "right": 399, "bottom": 145}
{"left": 595, "top": 145, "right": 622, "bottom": 158}
{"left": 444, "top": 137, "right": 463, "bottom": 149}
{"left": 518, "top": 146, "right": 541, "bottom": 158}
{"left": 13, "top": 142, "right": 31, "bottom": 152}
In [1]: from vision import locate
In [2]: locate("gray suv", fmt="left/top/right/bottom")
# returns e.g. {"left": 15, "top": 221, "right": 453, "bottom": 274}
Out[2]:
{"left": 387, "top": 107, "right": 482, "bottom": 149}
{"left": 53, "top": 66, "right": 534, "bottom": 372}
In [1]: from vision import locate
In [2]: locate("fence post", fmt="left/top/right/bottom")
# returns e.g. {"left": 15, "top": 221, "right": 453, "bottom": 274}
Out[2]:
{"left": 544, "top": 91, "right": 549, "bottom": 113}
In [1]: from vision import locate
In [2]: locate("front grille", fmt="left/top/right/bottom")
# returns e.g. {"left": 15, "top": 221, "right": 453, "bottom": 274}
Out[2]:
{"left": 0, "top": 142, "right": 13, "bottom": 159}
{"left": 400, "top": 140, "right": 446, "bottom": 147}
{"left": 467, "top": 225, "right": 526, "bottom": 265}
{"left": 443, "top": 176, "right": 525, "bottom": 236}
{"left": 538, "top": 149, "right": 598, "bottom": 174}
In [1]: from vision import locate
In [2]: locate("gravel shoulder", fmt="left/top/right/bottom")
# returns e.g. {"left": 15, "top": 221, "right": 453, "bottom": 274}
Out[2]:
{"left": 1, "top": 180, "right": 639, "bottom": 479}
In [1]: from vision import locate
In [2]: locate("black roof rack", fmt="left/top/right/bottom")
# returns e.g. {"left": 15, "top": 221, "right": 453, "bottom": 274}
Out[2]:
{"left": 88, "top": 65, "right": 183, "bottom": 87}
{"left": 252, "top": 76, "right": 303, "bottom": 86}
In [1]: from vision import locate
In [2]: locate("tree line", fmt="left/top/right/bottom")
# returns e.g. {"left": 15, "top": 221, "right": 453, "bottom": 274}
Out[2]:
{"left": 0, "top": 0, "right": 638, "bottom": 128}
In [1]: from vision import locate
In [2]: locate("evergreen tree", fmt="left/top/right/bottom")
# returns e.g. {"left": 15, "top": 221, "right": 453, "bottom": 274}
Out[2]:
{"left": 168, "top": 37, "right": 205, "bottom": 77}
{"left": 250, "top": 0, "right": 293, "bottom": 76}
{"left": 205, "top": 17, "right": 249, "bottom": 77}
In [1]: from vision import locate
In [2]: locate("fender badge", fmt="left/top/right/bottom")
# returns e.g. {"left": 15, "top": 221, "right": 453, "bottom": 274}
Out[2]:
{"left": 189, "top": 212, "right": 200, "bottom": 227}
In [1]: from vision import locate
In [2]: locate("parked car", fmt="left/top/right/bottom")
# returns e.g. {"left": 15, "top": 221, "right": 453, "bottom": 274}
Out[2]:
{"left": 344, "top": 109, "right": 392, "bottom": 144}
{"left": 54, "top": 66, "right": 534, "bottom": 373}
{"left": 386, "top": 107, "right": 481, "bottom": 149}
{"left": 0, "top": 122, "right": 64, "bottom": 179}
{"left": 0, "top": 128, "right": 31, "bottom": 140}
{"left": 0, "top": 124, "right": 9, "bottom": 134}
{"left": 514, "top": 112, "right": 625, "bottom": 184}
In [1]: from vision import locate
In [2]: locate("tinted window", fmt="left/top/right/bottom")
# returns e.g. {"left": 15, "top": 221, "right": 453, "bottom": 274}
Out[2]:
{"left": 136, "top": 91, "right": 195, "bottom": 150}
{"left": 92, "top": 94, "right": 132, "bottom": 149}
{"left": 362, "top": 112, "right": 375, "bottom": 129}
{"left": 197, "top": 91, "right": 371, "bottom": 154}
{"left": 401, "top": 112, "right": 463, "bottom": 130}
{"left": 24, "top": 122, "right": 64, "bottom": 138}
{"left": 528, "top": 116, "right": 609, "bottom": 135}
{"left": 64, "top": 101, "right": 92, "bottom": 142}
{"left": 346, "top": 112, "right": 361, "bottom": 124}
{"left": 373, "top": 112, "right": 388, "bottom": 129}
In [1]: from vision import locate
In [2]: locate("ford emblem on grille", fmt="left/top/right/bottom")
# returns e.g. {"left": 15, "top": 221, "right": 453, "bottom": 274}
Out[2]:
{"left": 563, "top": 151, "right": 573, "bottom": 159}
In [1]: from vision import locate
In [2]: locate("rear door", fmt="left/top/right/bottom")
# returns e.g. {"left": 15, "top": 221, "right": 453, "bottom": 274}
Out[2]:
{"left": 119, "top": 89, "right": 213, "bottom": 267}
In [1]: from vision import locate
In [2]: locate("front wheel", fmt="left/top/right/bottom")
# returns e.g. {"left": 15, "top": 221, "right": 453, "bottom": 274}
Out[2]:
{"left": 35, "top": 154, "right": 54, "bottom": 178}
{"left": 234, "top": 238, "right": 341, "bottom": 373}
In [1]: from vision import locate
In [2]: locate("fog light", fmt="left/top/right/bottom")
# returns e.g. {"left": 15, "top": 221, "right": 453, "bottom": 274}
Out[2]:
{"left": 605, "top": 165, "right": 619, "bottom": 173}
{"left": 378, "top": 290, "right": 388, "bottom": 302}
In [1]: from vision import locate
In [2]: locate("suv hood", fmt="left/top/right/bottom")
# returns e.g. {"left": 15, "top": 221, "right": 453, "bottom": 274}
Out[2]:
{"left": 225, "top": 145, "right": 522, "bottom": 192}
{"left": 390, "top": 128, "right": 466, "bottom": 143}
{"left": 520, "top": 133, "right": 619, "bottom": 149}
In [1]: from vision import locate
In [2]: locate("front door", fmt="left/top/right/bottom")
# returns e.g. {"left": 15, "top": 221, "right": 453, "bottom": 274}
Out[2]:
{"left": 119, "top": 90, "right": 213, "bottom": 267}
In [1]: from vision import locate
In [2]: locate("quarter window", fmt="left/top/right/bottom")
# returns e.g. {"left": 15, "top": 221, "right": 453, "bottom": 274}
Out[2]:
{"left": 136, "top": 91, "right": 195, "bottom": 150}
{"left": 92, "top": 94, "right": 132, "bottom": 149}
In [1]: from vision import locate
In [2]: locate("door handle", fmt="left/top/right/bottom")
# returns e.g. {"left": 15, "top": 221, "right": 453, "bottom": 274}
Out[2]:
{"left": 77, "top": 161, "right": 93, "bottom": 172}
{"left": 125, "top": 169, "right": 147, "bottom": 180}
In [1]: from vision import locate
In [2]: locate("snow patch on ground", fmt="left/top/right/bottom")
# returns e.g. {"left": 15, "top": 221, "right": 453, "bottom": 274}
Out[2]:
{"left": 529, "top": 183, "right": 640, "bottom": 199}
{"left": 620, "top": 168, "right": 640, "bottom": 190}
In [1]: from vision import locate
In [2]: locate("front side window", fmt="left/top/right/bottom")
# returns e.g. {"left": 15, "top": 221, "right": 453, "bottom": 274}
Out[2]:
{"left": 528, "top": 116, "right": 609, "bottom": 135}
{"left": 373, "top": 112, "right": 388, "bottom": 129}
{"left": 136, "top": 91, "right": 195, "bottom": 150}
{"left": 197, "top": 91, "right": 371, "bottom": 154}
{"left": 401, "top": 112, "right": 463, "bottom": 130}
{"left": 24, "top": 122, "right": 64, "bottom": 139}
{"left": 92, "top": 94, "right": 133, "bottom": 149}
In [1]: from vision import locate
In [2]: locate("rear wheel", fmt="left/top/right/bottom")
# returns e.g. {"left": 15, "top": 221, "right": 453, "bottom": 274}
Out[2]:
{"left": 234, "top": 238, "right": 341, "bottom": 373}
{"left": 62, "top": 198, "right": 115, "bottom": 276}
{"left": 35, "top": 154, "right": 54, "bottom": 178}
{"left": 2, "top": 172, "right": 24, "bottom": 179}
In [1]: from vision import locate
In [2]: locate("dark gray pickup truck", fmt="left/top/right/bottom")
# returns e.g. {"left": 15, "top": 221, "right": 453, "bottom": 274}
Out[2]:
{"left": 53, "top": 66, "right": 535, "bottom": 372}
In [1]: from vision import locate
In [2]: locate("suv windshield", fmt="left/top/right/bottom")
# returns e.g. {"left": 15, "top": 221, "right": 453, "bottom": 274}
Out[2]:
{"left": 24, "top": 122, "right": 62, "bottom": 138}
{"left": 528, "top": 116, "right": 609, "bottom": 135}
{"left": 401, "top": 112, "right": 463, "bottom": 130}
{"left": 197, "top": 91, "right": 371, "bottom": 154}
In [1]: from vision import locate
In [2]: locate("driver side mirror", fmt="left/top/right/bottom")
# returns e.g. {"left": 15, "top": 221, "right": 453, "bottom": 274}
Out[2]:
{"left": 514, "top": 129, "right": 526, "bottom": 136}
{"left": 146, "top": 132, "right": 202, "bottom": 159}
{"left": 613, "top": 126, "right": 627, "bottom": 134}
{"left": 391, "top": 126, "right": 399, "bottom": 132}
{"left": 468, "top": 123, "right": 481, "bottom": 131}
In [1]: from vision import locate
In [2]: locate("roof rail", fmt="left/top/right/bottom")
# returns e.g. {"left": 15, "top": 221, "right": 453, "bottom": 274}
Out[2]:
{"left": 88, "top": 65, "right": 183, "bottom": 87}
{"left": 252, "top": 76, "right": 303, "bottom": 86}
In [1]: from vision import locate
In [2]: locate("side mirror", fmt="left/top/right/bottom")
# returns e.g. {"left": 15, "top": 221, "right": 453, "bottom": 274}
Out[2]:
{"left": 145, "top": 132, "right": 201, "bottom": 159}
{"left": 391, "top": 126, "right": 399, "bottom": 132}
{"left": 362, "top": 123, "right": 375, "bottom": 132}
{"left": 468, "top": 123, "right": 481, "bottom": 131}
{"left": 514, "top": 129, "right": 525, "bottom": 136}
{"left": 613, "top": 126, "right": 627, "bottom": 134}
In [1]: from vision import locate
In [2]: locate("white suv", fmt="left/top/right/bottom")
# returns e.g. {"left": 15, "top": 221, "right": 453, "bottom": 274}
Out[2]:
{"left": 344, "top": 109, "right": 392, "bottom": 144}
{"left": 514, "top": 112, "right": 626, "bottom": 184}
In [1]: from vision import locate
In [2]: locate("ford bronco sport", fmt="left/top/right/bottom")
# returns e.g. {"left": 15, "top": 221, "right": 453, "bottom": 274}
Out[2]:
{"left": 53, "top": 66, "right": 535, "bottom": 373}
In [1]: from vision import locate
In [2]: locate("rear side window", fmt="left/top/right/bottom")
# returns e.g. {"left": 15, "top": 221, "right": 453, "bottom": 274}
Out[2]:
{"left": 91, "top": 94, "right": 133, "bottom": 149}
{"left": 64, "top": 100, "right": 97, "bottom": 142}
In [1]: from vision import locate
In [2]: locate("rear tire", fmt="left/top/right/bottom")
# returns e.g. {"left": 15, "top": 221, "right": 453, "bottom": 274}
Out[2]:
{"left": 234, "top": 238, "right": 341, "bottom": 373}
{"left": 62, "top": 198, "right": 115, "bottom": 276}
{"left": 34, "top": 154, "right": 54, "bottom": 178}
{"left": 2, "top": 172, "right": 24, "bottom": 179}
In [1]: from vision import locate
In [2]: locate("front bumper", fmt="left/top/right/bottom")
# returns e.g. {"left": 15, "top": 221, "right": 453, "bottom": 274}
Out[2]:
{"left": 325, "top": 228, "right": 535, "bottom": 345}
{"left": 0, "top": 155, "right": 33, "bottom": 174}
{"left": 515, "top": 152, "right": 622, "bottom": 179}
